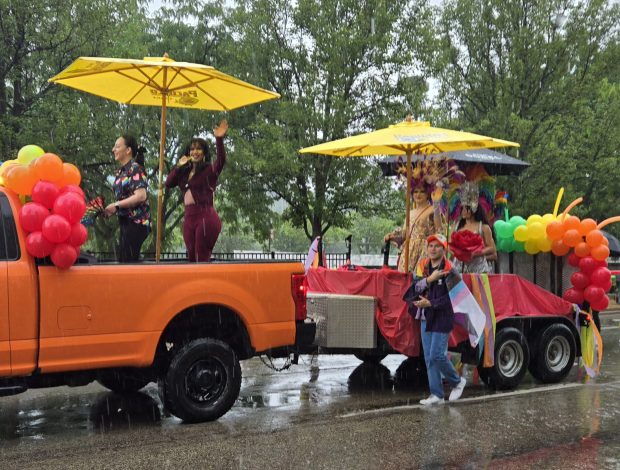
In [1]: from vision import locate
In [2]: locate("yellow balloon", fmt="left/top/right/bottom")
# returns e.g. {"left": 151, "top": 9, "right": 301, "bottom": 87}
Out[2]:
{"left": 17, "top": 145, "right": 45, "bottom": 165}
{"left": 537, "top": 237, "right": 552, "bottom": 252}
{"left": 527, "top": 214, "right": 543, "bottom": 226}
{"left": 528, "top": 221, "right": 545, "bottom": 239}
{"left": 0, "top": 175, "right": 4, "bottom": 186}
{"left": 542, "top": 213, "right": 556, "bottom": 223}
{"left": 514, "top": 225, "right": 529, "bottom": 242}
{"left": 525, "top": 239, "right": 540, "bottom": 255}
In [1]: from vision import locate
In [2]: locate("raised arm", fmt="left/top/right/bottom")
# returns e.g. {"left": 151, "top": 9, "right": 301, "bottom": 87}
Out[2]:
{"left": 212, "top": 120, "right": 228, "bottom": 176}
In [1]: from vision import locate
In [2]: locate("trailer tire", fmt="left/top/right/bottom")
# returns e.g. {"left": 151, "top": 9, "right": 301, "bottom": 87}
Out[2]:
{"left": 353, "top": 350, "right": 388, "bottom": 363}
{"left": 528, "top": 323, "right": 576, "bottom": 384}
{"left": 159, "top": 338, "right": 241, "bottom": 423}
{"left": 478, "top": 327, "right": 529, "bottom": 390}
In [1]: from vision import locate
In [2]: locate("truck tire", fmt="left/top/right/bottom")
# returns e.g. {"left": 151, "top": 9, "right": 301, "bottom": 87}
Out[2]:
{"left": 528, "top": 324, "right": 576, "bottom": 384}
{"left": 160, "top": 338, "right": 241, "bottom": 423}
{"left": 97, "top": 370, "right": 151, "bottom": 393}
{"left": 478, "top": 327, "right": 529, "bottom": 390}
{"left": 353, "top": 350, "right": 388, "bottom": 363}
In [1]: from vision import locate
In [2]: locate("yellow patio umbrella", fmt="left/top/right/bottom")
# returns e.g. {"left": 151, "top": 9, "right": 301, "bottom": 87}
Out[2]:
{"left": 299, "top": 117, "right": 520, "bottom": 271}
{"left": 49, "top": 54, "right": 280, "bottom": 261}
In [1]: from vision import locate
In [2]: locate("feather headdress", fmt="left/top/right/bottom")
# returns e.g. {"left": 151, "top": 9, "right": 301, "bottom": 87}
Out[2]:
{"left": 449, "top": 164, "right": 496, "bottom": 222}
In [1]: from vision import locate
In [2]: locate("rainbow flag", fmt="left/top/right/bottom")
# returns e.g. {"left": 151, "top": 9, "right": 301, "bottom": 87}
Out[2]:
{"left": 449, "top": 278, "right": 486, "bottom": 348}
{"left": 469, "top": 274, "right": 497, "bottom": 367}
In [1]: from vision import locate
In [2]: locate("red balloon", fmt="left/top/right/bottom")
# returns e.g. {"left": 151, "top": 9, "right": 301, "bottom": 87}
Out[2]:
{"left": 590, "top": 267, "right": 611, "bottom": 287}
{"left": 595, "top": 258, "right": 608, "bottom": 268}
{"left": 42, "top": 214, "right": 71, "bottom": 244}
{"left": 69, "top": 223, "right": 88, "bottom": 247}
{"left": 50, "top": 243, "right": 78, "bottom": 269}
{"left": 31, "top": 180, "right": 60, "bottom": 209}
{"left": 578, "top": 256, "right": 598, "bottom": 275}
{"left": 53, "top": 192, "right": 86, "bottom": 225}
{"left": 19, "top": 202, "right": 49, "bottom": 233}
{"left": 567, "top": 252, "right": 581, "bottom": 267}
{"left": 600, "top": 279, "right": 613, "bottom": 293}
{"left": 60, "top": 184, "right": 85, "bottom": 199}
{"left": 590, "top": 295, "right": 609, "bottom": 312}
{"left": 563, "top": 287, "right": 584, "bottom": 304}
{"left": 584, "top": 285, "right": 605, "bottom": 303}
{"left": 570, "top": 271, "right": 590, "bottom": 290}
{"left": 25, "top": 231, "right": 54, "bottom": 258}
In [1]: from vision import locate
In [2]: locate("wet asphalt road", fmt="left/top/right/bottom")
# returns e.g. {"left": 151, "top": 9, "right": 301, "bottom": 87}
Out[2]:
{"left": 1, "top": 312, "right": 619, "bottom": 469}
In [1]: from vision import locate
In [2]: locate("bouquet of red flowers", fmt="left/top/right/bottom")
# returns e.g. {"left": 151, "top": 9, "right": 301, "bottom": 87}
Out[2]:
{"left": 449, "top": 230, "right": 485, "bottom": 263}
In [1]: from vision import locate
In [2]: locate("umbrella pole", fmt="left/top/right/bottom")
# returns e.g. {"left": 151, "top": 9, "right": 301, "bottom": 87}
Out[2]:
{"left": 403, "top": 150, "right": 412, "bottom": 272}
{"left": 155, "top": 93, "right": 168, "bottom": 263}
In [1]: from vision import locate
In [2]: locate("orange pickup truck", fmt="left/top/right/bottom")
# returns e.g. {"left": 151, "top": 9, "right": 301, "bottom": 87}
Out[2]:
{"left": 0, "top": 187, "right": 313, "bottom": 422}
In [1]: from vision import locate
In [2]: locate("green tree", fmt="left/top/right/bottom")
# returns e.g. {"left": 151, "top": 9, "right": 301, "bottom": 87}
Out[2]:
{"left": 221, "top": 0, "right": 432, "bottom": 241}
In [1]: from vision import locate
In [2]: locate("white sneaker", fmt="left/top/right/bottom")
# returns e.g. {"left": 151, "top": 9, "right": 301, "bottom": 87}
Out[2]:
{"left": 419, "top": 394, "right": 444, "bottom": 405}
{"left": 449, "top": 377, "right": 466, "bottom": 401}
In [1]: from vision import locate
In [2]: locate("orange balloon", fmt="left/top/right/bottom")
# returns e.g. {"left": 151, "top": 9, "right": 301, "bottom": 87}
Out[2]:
{"left": 562, "top": 215, "right": 581, "bottom": 232}
{"left": 551, "top": 239, "right": 570, "bottom": 256}
{"left": 579, "top": 218, "right": 597, "bottom": 237}
{"left": 591, "top": 244, "right": 610, "bottom": 261}
{"left": 562, "top": 229, "right": 582, "bottom": 247}
{"left": 574, "top": 242, "right": 591, "bottom": 257}
{"left": 586, "top": 229, "right": 604, "bottom": 248}
{"left": 601, "top": 236, "right": 609, "bottom": 246}
{"left": 60, "top": 163, "right": 81, "bottom": 186}
{"left": 30, "top": 153, "right": 64, "bottom": 183}
{"left": 0, "top": 161, "right": 20, "bottom": 179}
{"left": 546, "top": 221, "right": 565, "bottom": 241}
{"left": 5, "top": 165, "right": 36, "bottom": 195}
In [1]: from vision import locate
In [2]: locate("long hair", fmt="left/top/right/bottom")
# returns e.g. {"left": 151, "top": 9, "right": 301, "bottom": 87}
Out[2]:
{"left": 121, "top": 134, "right": 146, "bottom": 168}
{"left": 179, "top": 137, "right": 211, "bottom": 176}
{"left": 457, "top": 204, "right": 490, "bottom": 231}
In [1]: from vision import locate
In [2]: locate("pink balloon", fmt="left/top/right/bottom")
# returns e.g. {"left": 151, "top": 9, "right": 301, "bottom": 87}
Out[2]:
{"left": 25, "top": 231, "right": 54, "bottom": 258}
{"left": 19, "top": 202, "right": 49, "bottom": 233}
{"left": 578, "top": 256, "right": 598, "bottom": 276}
{"left": 42, "top": 214, "right": 71, "bottom": 244}
{"left": 590, "top": 267, "right": 611, "bottom": 288}
{"left": 31, "top": 180, "right": 60, "bottom": 209}
{"left": 570, "top": 271, "right": 590, "bottom": 290}
{"left": 563, "top": 287, "right": 584, "bottom": 304}
{"left": 69, "top": 223, "right": 88, "bottom": 247}
{"left": 567, "top": 252, "right": 581, "bottom": 267}
{"left": 590, "top": 295, "right": 609, "bottom": 312}
{"left": 53, "top": 192, "right": 86, "bottom": 225}
{"left": 584, "top": 285, "right": 605, "bottom": 304}
{"left": 50, "top": 243, "right": 78, "bottom": 269}
{"left": 60, "top": 184, "right": 85, "bottom": 199}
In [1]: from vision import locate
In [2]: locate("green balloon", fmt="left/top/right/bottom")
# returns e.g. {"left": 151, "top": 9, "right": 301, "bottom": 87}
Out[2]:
{"left": 17, "top": 145, "right": 44, "bottom": 165}
{"left": 512, "top": 239, "right": 525, "bottom": 252}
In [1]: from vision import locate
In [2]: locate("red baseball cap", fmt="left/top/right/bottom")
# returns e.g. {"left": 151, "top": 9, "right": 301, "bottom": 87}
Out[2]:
{"left": 426, "top": 233, "right": 448, "bottom": 249}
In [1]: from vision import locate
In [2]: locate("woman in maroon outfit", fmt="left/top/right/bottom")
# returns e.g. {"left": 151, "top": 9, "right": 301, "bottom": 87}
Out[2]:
{"left": 165, "top": 120, "right": 228, "bottom": 262}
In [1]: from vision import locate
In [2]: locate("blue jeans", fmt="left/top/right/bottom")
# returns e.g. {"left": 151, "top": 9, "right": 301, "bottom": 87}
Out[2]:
{"left": 421, "top": 320, "right": 461, "bottom": 398}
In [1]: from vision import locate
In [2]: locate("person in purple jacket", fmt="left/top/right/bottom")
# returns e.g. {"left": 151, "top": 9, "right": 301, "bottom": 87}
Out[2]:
{"left": 165, "top": 120, "right": 228, "bottom": 262}
{"left": 404, "top": 233, "right": 467, "bottom": 405}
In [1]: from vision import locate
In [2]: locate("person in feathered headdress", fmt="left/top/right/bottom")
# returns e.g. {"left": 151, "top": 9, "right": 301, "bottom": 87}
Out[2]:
{"left": 448, "top": 165, "right": 497, "bottom": 274}
{"left": 384, "top": 156, "right": 464, "bottom": 273}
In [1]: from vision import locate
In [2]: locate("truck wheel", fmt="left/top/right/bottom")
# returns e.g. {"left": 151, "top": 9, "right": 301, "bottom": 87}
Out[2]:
{"left": 478, "top": 327, "right": 529, "bottom": 390}
{"left": 160, "top": 338, "right": 241, "bottom": 423}
{"left": 528, "top": 324, "right": 576, "bottom": 383}
{"left": 97, "top": 370, "right": 151, "bottom": 393}
{"left": 353, "top": 351, "right": 388, "bottom": 363}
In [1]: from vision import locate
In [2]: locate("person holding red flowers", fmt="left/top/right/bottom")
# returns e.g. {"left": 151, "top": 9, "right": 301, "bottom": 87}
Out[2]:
{"left": 451, "top": 181, "right": 497, "bottom": 273}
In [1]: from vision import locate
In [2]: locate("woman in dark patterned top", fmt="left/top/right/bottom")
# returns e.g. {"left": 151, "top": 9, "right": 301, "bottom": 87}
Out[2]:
{"left": 104, "top": 134, "right": 151, "bottom": 262}
{"left": 165, "top": 120, "right": 228, "bottom": 262}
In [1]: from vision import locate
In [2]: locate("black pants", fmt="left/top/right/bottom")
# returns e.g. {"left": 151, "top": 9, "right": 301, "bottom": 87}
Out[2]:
{"left": 118, "top": 218, "right": 149, "bottom": 262}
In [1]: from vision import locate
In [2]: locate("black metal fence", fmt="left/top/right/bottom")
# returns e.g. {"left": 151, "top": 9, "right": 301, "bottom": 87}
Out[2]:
{"left": 88, "top": 251, "right": 349, "bottom": 269}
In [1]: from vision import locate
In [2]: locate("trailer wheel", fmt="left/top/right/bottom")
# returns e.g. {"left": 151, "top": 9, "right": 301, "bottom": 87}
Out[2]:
{"left": 528, "top": 324, "right": 576, "bottom": 383}
{"left": 159, "top": 338, "right": 241, "bottom": 423}
{"left": 478, "top": 327, "right": 529, "bottom": 390}
{"left": 353, "top": 350, "right": 388, "bottom": 363}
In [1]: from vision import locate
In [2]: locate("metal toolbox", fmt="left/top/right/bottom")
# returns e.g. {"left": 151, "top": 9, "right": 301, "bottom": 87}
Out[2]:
{"left": 306, "top": 293, "right": 377, "bottom": 348}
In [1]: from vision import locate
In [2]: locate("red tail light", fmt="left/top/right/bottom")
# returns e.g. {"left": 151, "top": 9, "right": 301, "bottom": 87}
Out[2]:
{"left": 291, "top": 274, "right": 307, "bottom": 321}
